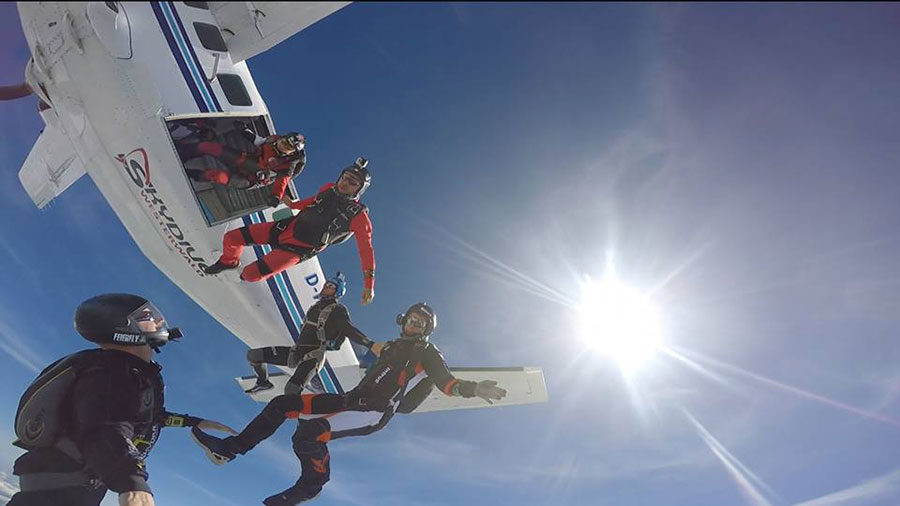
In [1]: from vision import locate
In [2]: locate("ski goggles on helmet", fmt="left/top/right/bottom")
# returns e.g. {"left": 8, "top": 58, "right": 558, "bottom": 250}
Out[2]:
{"left": 405, "top": 312, "right": 430, "bottom": 331}
{"left": 112, "top": 302, "right": 182, "bottom": 349}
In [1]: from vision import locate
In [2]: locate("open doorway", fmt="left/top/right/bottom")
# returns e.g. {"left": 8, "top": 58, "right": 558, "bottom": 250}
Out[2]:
{"left": 166, "top": 114, "right": 295, "bottom": 226}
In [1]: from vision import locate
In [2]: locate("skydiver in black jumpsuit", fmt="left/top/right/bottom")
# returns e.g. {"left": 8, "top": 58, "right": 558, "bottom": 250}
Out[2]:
{"left": 243, "top": 272, "right": 384, "bottom": 395}
{"left": 192, "top": 303, "right": 508, "bottom": 506}
{"left": 8, "top": 294, "right": 235, "bottom": 506}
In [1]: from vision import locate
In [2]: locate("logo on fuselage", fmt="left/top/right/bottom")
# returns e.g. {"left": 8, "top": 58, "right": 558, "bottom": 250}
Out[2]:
{"left": 118, "top": 148, "right": 209, "bottom": 275}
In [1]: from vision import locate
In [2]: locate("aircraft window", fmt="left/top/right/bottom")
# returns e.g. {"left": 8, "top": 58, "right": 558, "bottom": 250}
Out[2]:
{"left": 217, "top": 74, "right": 252, "bottom": 107}
{"left": 183, "top": 2, "right": 209, "bottom": 9}
{"left": 193, "top": 22, "right": 227, "bottom": 52}
{"left": 167, "top": 115, "right": 281, "bottom": 226}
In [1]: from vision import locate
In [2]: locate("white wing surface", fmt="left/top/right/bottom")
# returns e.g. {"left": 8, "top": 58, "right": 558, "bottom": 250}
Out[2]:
{"left": 208, "top": 2, "right": 349, "bottom": 63}
{"left": 238, "top": 365, "right": 548, "bottom": 413}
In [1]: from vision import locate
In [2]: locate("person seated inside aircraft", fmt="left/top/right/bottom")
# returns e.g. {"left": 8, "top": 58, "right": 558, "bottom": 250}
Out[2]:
{"left": 191, "top": 303, "right": 507, "bottom": 506}
{"left": 243, "top": 272, "right": 386, "bottom": 394}
{"left": 181, "top": 130, "right": 306, "bottom": 205}
{"left": 203, "top": 158, "right": 376, "bottom": 306}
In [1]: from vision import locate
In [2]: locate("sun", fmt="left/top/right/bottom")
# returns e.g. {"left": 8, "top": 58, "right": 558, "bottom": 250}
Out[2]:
{"left": 577, "top": 278, "right": 663, "bottom": 374}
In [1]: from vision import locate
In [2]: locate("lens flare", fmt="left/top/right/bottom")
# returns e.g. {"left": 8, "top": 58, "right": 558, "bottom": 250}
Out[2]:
{"left": 578, "top": 278, "right": 663, "bottom": 374}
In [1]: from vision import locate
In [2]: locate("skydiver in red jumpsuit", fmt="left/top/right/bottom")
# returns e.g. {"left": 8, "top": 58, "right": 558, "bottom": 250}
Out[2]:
{"left": 203, "top": 158, "right": 376, "bottom": 306}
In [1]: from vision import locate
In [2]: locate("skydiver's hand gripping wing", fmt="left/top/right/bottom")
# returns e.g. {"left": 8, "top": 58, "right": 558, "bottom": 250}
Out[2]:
{"left": 474, "top": 380, "right": 508, "bottom": 405}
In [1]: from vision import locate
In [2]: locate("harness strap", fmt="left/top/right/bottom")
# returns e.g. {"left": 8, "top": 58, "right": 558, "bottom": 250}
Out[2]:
{"left": 240, "top": 226, "right": 254, "bottom": 245}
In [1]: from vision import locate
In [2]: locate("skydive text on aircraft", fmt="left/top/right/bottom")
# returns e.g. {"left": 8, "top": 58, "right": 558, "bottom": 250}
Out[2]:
{"left": 118, "top": 148, "right": 210, "bottom": 276}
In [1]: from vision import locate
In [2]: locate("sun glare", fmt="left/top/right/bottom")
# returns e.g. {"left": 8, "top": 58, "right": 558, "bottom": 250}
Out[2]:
{"left": 578, "top": 278, "right": 663, "bottom": 374}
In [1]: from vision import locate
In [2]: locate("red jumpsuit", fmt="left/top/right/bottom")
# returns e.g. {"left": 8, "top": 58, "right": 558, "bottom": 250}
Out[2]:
{"left": 216, "top": 183, "right": 375, "bottom": 284}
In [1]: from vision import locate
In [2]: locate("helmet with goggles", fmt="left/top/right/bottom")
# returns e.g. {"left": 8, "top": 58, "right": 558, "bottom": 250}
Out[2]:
{"left": 336, "top": 157, "right": 371, "bottom": 199}
{"left": 74, "top": 294, "right": 182, "bottom": 351}
{"left": 396, "top": 302, "right": 437, "bottom": 340}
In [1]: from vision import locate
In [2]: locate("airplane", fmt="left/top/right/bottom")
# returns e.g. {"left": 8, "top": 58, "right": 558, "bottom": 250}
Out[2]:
{"left": 5, "top": 1, "right": 548, "bottom": 412}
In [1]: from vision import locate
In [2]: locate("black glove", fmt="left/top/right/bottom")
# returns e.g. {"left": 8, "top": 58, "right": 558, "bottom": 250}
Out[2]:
{"left": 267, "top": 195, "right": 280, "bottom": 207}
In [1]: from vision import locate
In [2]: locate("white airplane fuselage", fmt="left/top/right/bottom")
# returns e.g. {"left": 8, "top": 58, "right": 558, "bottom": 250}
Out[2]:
{"left": 16, "top": 2, "right": 358, "bottom": 393}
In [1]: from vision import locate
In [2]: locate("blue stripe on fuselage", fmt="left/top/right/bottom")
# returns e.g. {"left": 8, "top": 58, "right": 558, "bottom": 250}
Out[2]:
{"left": 153, "top": 3, "right": 342, "bottom": 393}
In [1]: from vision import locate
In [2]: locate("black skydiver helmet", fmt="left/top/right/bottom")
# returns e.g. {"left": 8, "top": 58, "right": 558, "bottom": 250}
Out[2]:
{"left": 336, "top": 157, "right": 371, "bottom": 199}
{"left": 396, "top": 302, "right": 437, "bottom": 341}
{"left": 74, "top": 293, "right": 183, "bottom": 351}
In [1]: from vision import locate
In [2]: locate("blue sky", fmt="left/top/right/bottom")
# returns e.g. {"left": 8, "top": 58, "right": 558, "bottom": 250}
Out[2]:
{"left": 2, "top": 3, "right": 900, "bottom": 505}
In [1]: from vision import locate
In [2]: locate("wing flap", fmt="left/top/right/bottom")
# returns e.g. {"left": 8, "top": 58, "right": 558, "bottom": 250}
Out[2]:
{"left": 18, "top": 124, "right": 87, "bottom": 209}
{"left": 208, "top": 2, "right": 349, "bottom": 63}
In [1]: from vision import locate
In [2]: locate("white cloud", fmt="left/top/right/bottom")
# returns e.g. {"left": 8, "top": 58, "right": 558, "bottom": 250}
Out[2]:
{"left": 794, "top": 469, "right": 900, "bottom": 506}
{"left": 0, "top": 304, "right": 47, "bottom": 373}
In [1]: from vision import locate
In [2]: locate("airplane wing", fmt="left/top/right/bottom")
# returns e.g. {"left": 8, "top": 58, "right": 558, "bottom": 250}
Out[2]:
{"left": 207, "top": 2, "right": 349, "bottom": 64}
{"left": 18, "top": 123, "right": 87, "bottom": 209}
{"left": 237, "top": 365, "right": 549, "bottom": 413}
{"left": 410, "top": 367, "right": 548, "bottom": 413}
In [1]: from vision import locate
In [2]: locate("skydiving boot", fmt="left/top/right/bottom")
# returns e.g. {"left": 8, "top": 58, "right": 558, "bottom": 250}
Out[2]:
{"left": 190, "top": 427, "right": 237, "bottom": 465}
{"left": 203, "top": 258, "right": 240, "bottom": 275}
{"left": 245, "top": 378, "right": 275, "bottom": 393}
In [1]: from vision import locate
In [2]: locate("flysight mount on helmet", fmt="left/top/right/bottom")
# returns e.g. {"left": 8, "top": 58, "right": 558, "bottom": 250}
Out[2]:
{"left": 74, "top": 294, "right": 182, "bottom": 351}
{"left": 396, "top": 302, "right": 437, "bottom": 340}
{"left": 336, "top": 157, "right": 371, "bottom": 199}
{"left": 319, "top": 271, "right": 347, "bottom": 299}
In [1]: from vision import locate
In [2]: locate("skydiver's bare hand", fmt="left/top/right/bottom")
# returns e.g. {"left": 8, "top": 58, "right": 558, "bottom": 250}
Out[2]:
{"left": 475, "top": 380, "right": 507, "bottom": 405}
{"left": 119, "top": 491, "right": 154, "bottom": 506}
{"left": 361, "top": 287, "right": 374, "bottom": 306}
{"left": 370, "top": 342, "right": 386, "bottom": 357}
{"left": 197, "top": 419, "right": 238, "bottom": 435}
{"left": 280, "top": 193, "right": 294, "bottom": 206}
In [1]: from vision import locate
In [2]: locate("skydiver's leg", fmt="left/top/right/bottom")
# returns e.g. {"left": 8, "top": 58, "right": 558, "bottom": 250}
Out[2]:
{"left": 283, "top": 349, "right": 325, "bottom": 395}
{"left": 222, "top": 393, "right": 346, "bottom": 455}
{"left": 245, "top": 346, "right": 292, "bottom": 392}
{"left": 262, "top": 419, "right": 331, "bottom": 506}
{"left": 205, "top": 222, "right": 275, "bottom": 275}
{"left": 239, "top": 249, "right": 301, "bottom": 282}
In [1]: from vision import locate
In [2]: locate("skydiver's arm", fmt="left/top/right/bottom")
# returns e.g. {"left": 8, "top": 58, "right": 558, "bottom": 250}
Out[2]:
{"left": 268, "top": 152, "right": 305, "bottom": 201}
{"left": 119, "top": 491, "right": 154, "bottom": 506}
{"left": 420, "top": 344, "right": 477, "bottom": 398}
{"left": 349, "top": 211, "right": 375, "bottom": 297}
{"left": 161, "top": 412, "right": 237, "bottom": 434}
{"left": 270, "top": 175, "right": 290, "bottom": 201}
{"left": 70, "top": 369, "right": 151, "bottom": 494}
{"left": 287, "top": 183, "right": 333, "bottom": 210}
{"left": 335, "top": 307, "right": 375, "bottom": 349}
{"left": 419, "top": 345, "right": 506, "bottom": 402}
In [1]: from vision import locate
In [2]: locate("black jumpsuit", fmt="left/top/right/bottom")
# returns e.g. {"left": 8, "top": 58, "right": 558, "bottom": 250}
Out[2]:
{"left": 8, "top": 349, "right": 200, "bottom": 506}
{"left": 222, "top": 338, "right": 479, "bottom": 502}
{"left": 246, "top": 297, "right": 374, "bottom": 394}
